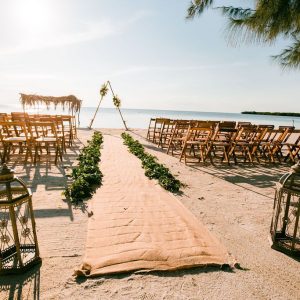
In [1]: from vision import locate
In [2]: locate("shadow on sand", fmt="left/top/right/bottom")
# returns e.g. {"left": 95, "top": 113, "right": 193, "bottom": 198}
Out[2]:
{"left": 0, "top": 263, "right": 41, "bottom": 300}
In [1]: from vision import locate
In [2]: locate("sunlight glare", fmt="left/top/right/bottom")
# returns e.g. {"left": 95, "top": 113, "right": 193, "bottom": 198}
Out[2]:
{"left": 13, "top": 0, "right": 55, "bottom": 34}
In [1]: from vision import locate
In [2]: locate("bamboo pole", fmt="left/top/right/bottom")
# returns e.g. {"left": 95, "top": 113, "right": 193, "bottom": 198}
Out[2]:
{"left": 88, "top": 82, "right": 109, "bottom": 129}
{"left": 107, "top": 81, "right": 128, "bottom": 131}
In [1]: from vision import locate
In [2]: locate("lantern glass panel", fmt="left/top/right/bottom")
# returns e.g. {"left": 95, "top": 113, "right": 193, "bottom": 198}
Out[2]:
{"left": 0, "top": 170, "right": 40, "bottom": 274}
{"left": 271, "top": 165, "right": 300, "bottom": 256}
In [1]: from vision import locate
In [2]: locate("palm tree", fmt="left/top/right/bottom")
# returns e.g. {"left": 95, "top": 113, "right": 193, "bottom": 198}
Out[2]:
{"left": 187, "top": 0, "right": 300, "bottom": 69}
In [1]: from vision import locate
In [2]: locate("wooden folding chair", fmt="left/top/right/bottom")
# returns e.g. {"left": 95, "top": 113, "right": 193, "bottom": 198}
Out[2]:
{"left": 158, "top": 119, "right": 176, "bottom": 149}
{"left": 152, "top": 118, "right": 169, "bottom": 144}
{"left": 0, "top": 113, "right": 8, "bottom": 121}
{"left": 61, "top": 115, "right": 74, "bottom": 146}
{"left": 219, "top": 121, "right": 236, "bottom": 129}
{"left": 29, "top": 122, "right": 63, "bottom": 165}
{"left": 0, "top": 121, "right": 33, "bottom": 164}
{"left": 71, "top": 115, "right": 77, "bottom": 139}
{"left": 209, "top": 122, "right": 237, "bottom": 165}
{"left": 282, "top": 130, "right": 300, "bottom": 163}
{"left": 146, "top": 118, "right": 156, "bottom": 140}
{"left": 166, "top": 120, "right": 190, "bottom": 156}
{"left": 262, "top": 126, "right": 294, "bottom": 163}
{"left": 236, "top": 121, "right": 252, "bottom": 128}
{"left": 228, "top": 125, "right": 267, "bottom": 164}
{"left": 179, "top": 125, "right": 214, "bottom": 164}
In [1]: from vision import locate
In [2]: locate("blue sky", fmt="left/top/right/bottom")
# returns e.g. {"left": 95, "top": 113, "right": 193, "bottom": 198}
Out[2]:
{"left": 0, "top": 0, "right": 299, "bottom": 112}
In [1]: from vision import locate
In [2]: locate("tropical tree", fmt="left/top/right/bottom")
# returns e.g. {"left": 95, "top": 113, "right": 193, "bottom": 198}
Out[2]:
{"left": 187, "top": 0, "right": 300, "bottom": 69}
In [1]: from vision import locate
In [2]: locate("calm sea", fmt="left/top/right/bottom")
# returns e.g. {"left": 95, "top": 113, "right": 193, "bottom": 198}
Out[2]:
{"left": 1, "top": 105, "right": 299, "bottom": 129}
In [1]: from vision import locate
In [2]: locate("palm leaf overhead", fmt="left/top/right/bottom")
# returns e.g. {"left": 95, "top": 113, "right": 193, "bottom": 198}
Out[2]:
{"left": 187, "top": 0, "right": 300, "bottom": 69}
{"left": 186, "top": 0, "right": 215, "bottom": 19}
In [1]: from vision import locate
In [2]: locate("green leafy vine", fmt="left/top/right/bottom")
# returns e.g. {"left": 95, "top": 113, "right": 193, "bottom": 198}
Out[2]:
{"left": 121, "top": 133, "right": 182, "bottom": 193}
{"left": 64, "top": 131, "right": 104, "bottom": 203}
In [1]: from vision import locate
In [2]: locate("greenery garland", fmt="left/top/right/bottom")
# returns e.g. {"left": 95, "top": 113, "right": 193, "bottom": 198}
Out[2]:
{"left": 100, "top": 83, "right": 109, "bottom": 97}
{"left": 112, "top": 95, "right": 121, "bottom": 108}
{"left": 121, "top": 133, "right": 182, "bottom": 193}
{"left": 64, "top": 131, "right": 103, "bottom": 203}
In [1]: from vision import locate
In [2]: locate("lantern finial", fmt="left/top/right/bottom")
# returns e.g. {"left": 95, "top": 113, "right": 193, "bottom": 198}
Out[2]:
{"left": 0, "top": 164, "right": 14, "bottom": 181}
{"left": 291, "top": 161, "right": 300, "bottom": 173}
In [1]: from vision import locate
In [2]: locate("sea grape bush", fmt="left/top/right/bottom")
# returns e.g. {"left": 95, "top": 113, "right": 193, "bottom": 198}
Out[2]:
{"left": 121, "top": 133, "right": 181, "bottom": 193}
{"left": 64, "top": 131, "right": 103, "bottom": 203}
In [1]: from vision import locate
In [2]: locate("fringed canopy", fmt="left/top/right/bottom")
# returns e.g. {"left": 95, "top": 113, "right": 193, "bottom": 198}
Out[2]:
{"left": 20, "top": 93, "right": 82, "bottom": 114}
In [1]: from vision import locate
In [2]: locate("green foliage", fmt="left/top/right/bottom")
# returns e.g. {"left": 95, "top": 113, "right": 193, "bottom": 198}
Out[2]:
{"left": 242, "top": 111, "right": 300, "bottom": 117}
{"left": 64, "top": 131, "right": 103, "bottom": 203}
{"left": 100, "top": 83, "right": 109, "bottom": 97}
{"left": 121, "top": 133, "right": 182, "bottom": 193}
{"left": 186, "top": 0, "right": 300, "bottom": 69}
{"left": 113, "top": 95, "right": 121, "bottom": 108}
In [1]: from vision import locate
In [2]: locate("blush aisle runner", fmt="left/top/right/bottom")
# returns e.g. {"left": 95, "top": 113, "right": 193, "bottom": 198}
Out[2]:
{"left": 75, "top": 134, "right": 230, "bottom": 277}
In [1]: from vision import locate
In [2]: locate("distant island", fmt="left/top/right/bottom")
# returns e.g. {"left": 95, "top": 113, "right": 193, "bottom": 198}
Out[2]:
{"left": 242, "top": 111, "right": 300, "bottom": 117}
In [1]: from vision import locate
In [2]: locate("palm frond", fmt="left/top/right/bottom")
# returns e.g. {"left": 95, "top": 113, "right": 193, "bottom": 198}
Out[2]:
{"left": 186, "top": 0, "right": 215, "bottom": 19}
{"left": 273, "top": 37, "right": 300, "bottom": 69}
{"left": 221, "top": 6, "right": 254, "bottom": 20}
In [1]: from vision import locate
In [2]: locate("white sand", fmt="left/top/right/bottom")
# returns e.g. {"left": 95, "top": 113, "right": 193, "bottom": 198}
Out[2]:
{"left": 0, "top": 128, "right": 299, "bottom": 300}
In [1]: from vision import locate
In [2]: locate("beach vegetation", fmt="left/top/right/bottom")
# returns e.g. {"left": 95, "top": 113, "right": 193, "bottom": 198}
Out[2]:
{"left": 187, "top": 0, "right": 300, "bottom": 69}
{"left": 121, "top": 133, "right": 182, "bottom": 193}
{"left": 64, "top": 131, "right": 103, "bottom": 203}
{"left": 242, "top": 111, "right": 300, "bottom": 117}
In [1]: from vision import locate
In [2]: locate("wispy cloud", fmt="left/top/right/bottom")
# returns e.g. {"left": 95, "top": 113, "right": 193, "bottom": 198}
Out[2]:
{"left": 0, "top": 10, "right": 152, "bottom": 56}
{"left": 110, "top": 62, "right": 249, "bottom": 77}
{"left": 0, "top": 73, "right": 58, "bottom": 80}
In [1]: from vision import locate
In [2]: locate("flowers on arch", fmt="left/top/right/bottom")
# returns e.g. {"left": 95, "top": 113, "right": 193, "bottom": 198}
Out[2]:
{"left": 113, "top": 95, "right": 121, "bottom": 108}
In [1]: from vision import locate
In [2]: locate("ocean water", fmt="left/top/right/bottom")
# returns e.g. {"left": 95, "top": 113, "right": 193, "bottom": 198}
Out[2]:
{"left": 1, "top": 104, "right": 299, "bottom": 129}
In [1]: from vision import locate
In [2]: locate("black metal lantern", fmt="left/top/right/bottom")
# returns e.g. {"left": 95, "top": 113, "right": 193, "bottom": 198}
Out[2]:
{"left": 0, "top": 164, "right": 40, "bottom": 274}
{"left": 270, "top": 162, "right": 300, "bottom": 256}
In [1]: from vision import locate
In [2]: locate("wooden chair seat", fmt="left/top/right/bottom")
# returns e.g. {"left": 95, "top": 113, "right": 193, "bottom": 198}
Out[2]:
{"left": 3, "top": 137, "right": 27, "bottom": 142}
{"left": 35, "top": 137, "right": 57, "bottom": 143}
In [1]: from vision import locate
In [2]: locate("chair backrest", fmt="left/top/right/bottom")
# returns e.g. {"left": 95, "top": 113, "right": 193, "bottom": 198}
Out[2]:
{"left": 154, "top": 118, "right": 169, "bottom": 129}
{"left": 174, "top": 120, "right": 190, "bottom": 132}
{"left": 0, "top": 113, "right": 8, "bottom": 122}
{"left": 61, "top": 115, "right": 72, "bottom": 126}
{"left": 256, "top": 125, "right": 275, "bottom": 142}
{"left": 0, "top": 121, "right": 29, "bottom": 139}
{"left": 237, "top": 121, "right": 252, "bottom": 128}
{"left": 211, "top": 123, "right": 237, "bottom": 141}
{"left": 220, "top": 121, "right": 236, "bottom": 129}
{"left": 186, "top": 126, "right": 213, "bottom": 143}
{"left": 278, "top": 126, "right": 295, "bottom": 143}
{"left": 148, "top": 118, "right": 156, "bottom": 128}
{"left": 29, "top": 122, "right": 57, "bottom": 139}
{"left": 161, "top": 119, "right": 176, "bottom": 133}
{"left": 11, "top": 112, "right": 29, "bottom": 123}
{"left": 234, "top": 125, "right": 258, "bottom": 143}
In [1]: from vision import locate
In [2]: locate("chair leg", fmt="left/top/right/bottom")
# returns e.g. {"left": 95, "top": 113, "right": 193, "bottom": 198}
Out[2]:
{"left": 179, "top": 141, "right": 188, "bottom": 163}
{"left": 34, "top": 145, "right": 38, "bottom": 164}
{"left": 55, "top": 148, "right": 58, "bottom": 165}
{"left": 2, "top": 144, "right": 7, "bottom": 163}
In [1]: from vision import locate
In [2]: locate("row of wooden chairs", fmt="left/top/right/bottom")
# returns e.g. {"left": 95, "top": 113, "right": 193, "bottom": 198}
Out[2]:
{"left": 0, "top": 112, "right": 77, "bottom": 142}
{"left": 146, "top": 118, "right": 300, "bottom": 165}
{"left": 0, "top": 113, "right": 78, "bottom": 164}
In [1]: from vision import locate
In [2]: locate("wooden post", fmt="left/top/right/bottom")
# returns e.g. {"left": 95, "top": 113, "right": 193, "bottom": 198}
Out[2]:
{"left": 88, "top": 82, "right": 109, "bottom": 129}
{"left": 107, "top": 81, "right": 128, "bottom": 131}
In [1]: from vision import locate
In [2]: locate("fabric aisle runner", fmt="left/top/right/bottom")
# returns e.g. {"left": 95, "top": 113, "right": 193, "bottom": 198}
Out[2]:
{"left": 75, "top": 134, "right": 230, "bottom": 277}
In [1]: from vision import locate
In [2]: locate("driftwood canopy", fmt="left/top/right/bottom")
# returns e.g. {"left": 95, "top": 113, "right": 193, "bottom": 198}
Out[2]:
{"left": 20, "top": 93, "right": 82, "bottom": 114}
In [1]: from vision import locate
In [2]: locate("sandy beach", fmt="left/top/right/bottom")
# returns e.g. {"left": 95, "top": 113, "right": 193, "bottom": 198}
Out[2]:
{"left": 0, "top": 128, "right": 299, "bottom": 300}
